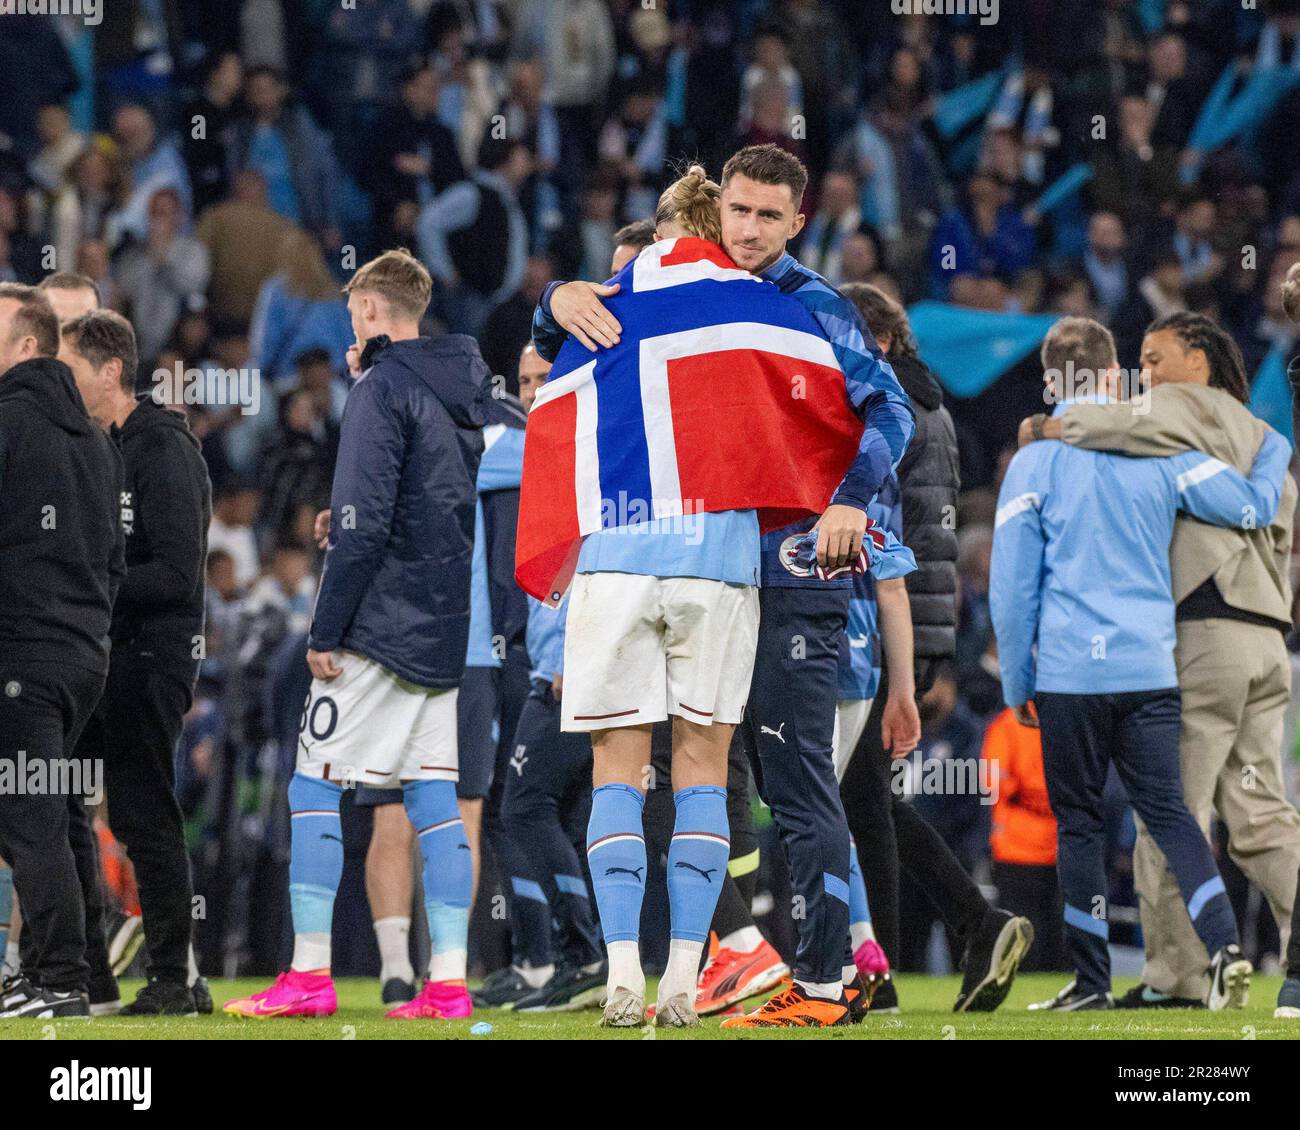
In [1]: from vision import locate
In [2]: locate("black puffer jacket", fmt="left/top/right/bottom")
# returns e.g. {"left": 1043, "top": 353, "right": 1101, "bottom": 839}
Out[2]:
{"left": 891, "top": 352, "right": 959, "bottom": 667}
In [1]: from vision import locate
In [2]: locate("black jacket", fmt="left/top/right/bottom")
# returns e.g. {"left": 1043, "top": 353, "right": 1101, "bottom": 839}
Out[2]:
{"left": 891, "top": 352, "right": 960, "bottom": 668}
{"left": 110, "top": 397, "right": 212, "bottom": 680}
{"left": 0, "top": 357, "right": 124, "bottom": 675}
{"left": 310, "top": 336, "right": 486, "bottom": 688}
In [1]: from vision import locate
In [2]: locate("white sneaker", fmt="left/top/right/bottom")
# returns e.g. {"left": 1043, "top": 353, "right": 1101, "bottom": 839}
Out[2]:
{"left": 599, "top": 986, "right": 645, "bottom": 1028}
{"left": 654, "top": 991, "right": 699, "bottom": 1028}
{"left": 1206, "top": 945, "right": 1251, "bottom": 1011}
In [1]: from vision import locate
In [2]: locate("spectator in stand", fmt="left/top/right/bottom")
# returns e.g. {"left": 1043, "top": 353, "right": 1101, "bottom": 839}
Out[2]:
{"left": 114, "top": 188, "right": 211, "bottom": 372}
{"left": 76, "top": 239, "right": 118, "bottom": 312}
{"left": 195, "top": 171, "right": 298, "bottom": 330}
{"left": 247, "top": 230, "right": 353, "bottom": 386}
{"left": 1145, "top": 30, "right": 1202, "bottom": 151}
{"left": 368, "top": 65, "right": 466, "bottom": 251}
{"left": 0, "top": 188, "right": 40, "bottom": 284}
{"left": 1090, "top": 94, "right": 1179, "bottom": 238}
{"left": 982, "top": 706, "right": 1067, "bottom": 972}
{"left": 1080, "top": 211, "right": 1132, "bottom": 325}
{"left": 610, "top": 218, "right": 656, "bottom": 273}
{"left": 1114, "top": 243, "right": 1187, "bottom": 364}
{"left": 108, "top": 104, "right": 193, "bottom": 250}
{"left": 799, "top": 171, "right": 862, "bottom": 284}
{"left": 930, "top": 172, "right": 1035, "bottom": 300}
{"left": 208, "top": 481, "right": 262, "bottom": 590}
{"left": 417, "top": 135, "right": 532, "bottom": 338}
{"left": 230, "top": 68, "right": 342, "bottom": 250}
{"left": 27, "top": 103, "right": 85, "bottom": 239}
{"left": 739, "top": 27, "right": 803, "bottom": 131}
{"left": 576, "top": 168, "right": 621, "bottom": 282}
{"left": 183, "top": 52, "right": 245, "bottom": 216}
{"left": 258, "top": 391, "right": 337, "bottom": 556}
{"left": 736, "top": 79, "right": 808, "bottom": 170}
{"left": 430, "top": 14, "right": 500, "bottom": 173}
{"left": 1170, "top": 189, "right": 1224, "bottom": 288}
{"left": 59, "top": 141, "right": 128, "bottom": 270}
{"left": 598, "top": 80, "right": 669, "bottom": 223}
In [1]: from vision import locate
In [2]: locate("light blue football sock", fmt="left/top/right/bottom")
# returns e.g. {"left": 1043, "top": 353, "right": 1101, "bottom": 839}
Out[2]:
{"left": 586, "top": 784, "right": 647, "bottom": 944}
{"left": 404, "top": 779, "right": 471, "bottom": 980}
{"left": 667, "top": 785, "right": 730, "bottom": 943}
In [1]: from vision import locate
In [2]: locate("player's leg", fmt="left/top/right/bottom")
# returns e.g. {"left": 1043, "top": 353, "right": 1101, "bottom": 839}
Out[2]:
{"left": 722, "top": 585, "right": 852, "bottom": 1030}
{"left": 1113, "top": 688, "right": 1247, "bottom": 1010}
{"left": 1279, "top": 869, "right": 1300, "bottom": 1018}
{"left": 1031, "top": 692, "right": 1116, "bottom": 1011}
{"left": 0, "top": 860, "right": 12, "bottom": 978}
{"left": 359, "top": 789, "right": 416, "bottom": 1003}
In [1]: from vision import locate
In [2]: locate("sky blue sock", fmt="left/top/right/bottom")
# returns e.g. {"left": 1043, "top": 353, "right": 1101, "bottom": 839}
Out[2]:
{"left": 849, "top": 835, "right": 872, "bottom": 925}
{"left": 404, "top": 780, "right": 471, "bottom": 971}
{"left": 287, "top": 773, "right": 344, "bottom": 936}
{"left": 0, "top": 866, "right": 12, "bottom": 954}
{"left": 586, "top": 784, "right": 647, "bottom": 944}
{"left": 667, "top": 785, "right": 730, "bottom": 943}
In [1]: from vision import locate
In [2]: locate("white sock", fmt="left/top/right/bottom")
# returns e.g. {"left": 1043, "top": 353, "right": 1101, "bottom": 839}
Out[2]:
{"left": 719, "top": 925, "right": 764, "bottom": 953}
{"left": 3, "top": 940, "right": 19, "bottom": 977}
{"left": 658, "top": 938, "right": 705, "bottom": 1005}
{"left": 374, "top": 916, "right": 415, "bottom": 984}
{"left": 291, "top": 932, "right": 331, "bottom": 973}
{"left": 429, "top": 948, "right": 467, "bottom": 983}
{"left": 842, "top": 963, "right": 858, "bottom": 986}
{"left": 606, "top": 940, "right": 645, "bottom": 996}
{"left": 795, "top": 979, "right": 843, "bottom": 1001}
{"left": 187, "top": 945, "right": 200, "bottom": 986}
{"left": 850, "top": 920, "right": 876, "bottom": 950}
{"left": 516, "top": 962, "right": 554, "bottom": 989}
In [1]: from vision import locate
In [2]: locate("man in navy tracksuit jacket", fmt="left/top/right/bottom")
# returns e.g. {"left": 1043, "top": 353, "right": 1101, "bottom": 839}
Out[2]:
{"left": 225, "top": 250, "right": 487, "bottom": 1022}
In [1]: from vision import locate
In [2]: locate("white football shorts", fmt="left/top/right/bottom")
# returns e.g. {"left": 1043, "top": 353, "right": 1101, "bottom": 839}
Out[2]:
{"left": 833, "top": 697, "right": 875, "bottom": 782}
{"left": 561, "top": 572, "right": 759, "bottom": 733}
{"left": 295, "top": 650, "right": 458, "bottom": 788}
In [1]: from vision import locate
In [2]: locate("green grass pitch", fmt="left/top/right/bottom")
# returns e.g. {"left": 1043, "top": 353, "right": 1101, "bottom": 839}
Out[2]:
{"left": 2, "top": 974, "right": 1295, "bottom": 1039}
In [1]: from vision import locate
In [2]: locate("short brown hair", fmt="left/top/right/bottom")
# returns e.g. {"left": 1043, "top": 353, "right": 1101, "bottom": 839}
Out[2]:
{"left": 613, "top": 219, "right": 656, "bottom": 254}
{"left": 841, "top": 282, "right": 917, "bottom": 361}
{"left": 343, "top": 248, "right": 432, "bottom": 321}
{"left": 39, "top": 272, "right": 102, "bottom": 306}
{"left": 0, "top": 283, "right": 59, "bottom": 358}
{"left": 63, "top": 310, "right": 139, "bottom": 392}
{"left": 1283, "top": 260, "right": 1300, "bottom": 325}
{"left": 1040, "top": 316, "right": 1117, "bottom": 380}
{"left": 721, "top": 144, "right": 809, "bottom": 209}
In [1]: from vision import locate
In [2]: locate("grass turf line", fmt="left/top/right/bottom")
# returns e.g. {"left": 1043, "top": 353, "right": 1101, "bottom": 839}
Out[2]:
{"left": 0, "top": 974, "right": 1294, "bottom": 1040}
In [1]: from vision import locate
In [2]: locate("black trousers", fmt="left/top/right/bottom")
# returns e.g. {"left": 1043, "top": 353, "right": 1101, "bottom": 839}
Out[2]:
{"left": 1289, "top": 869, "right": 1300, "bottom": 977}
{"left": 993, "top": 861, "right": 1068, "bottom": 972}
{"left": 0, "top": 661, "right": 104, "bottom": 993}
{"left": 18, "top": 794, "right": 114, "bottom": 987}
{"left": 839, "top": 666, "right": 989, "bottom": 967}
{"left": 76, "top": 661, "right": 194, "bottom": 985}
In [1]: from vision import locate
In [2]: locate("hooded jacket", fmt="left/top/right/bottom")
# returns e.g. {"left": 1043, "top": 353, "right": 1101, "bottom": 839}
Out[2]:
{"left": 111, "top": 396, "right": 212, "bottom": 679}
{"left": 891, "top": 352, "right": 960, "bottom": 668}
{"left": 310, "top": 336, "right": 487, "bottom": 688}
{"left": 0, "top": 357, "right": 125, "bottom": 675}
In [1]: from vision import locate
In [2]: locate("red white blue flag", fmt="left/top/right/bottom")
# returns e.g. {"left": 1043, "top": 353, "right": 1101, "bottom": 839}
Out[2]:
{"left": 516, "top": 237, "right": 864, "bottom": 604}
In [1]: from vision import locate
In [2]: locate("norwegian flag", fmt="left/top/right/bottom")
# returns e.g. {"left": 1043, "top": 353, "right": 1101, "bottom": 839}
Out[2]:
{"left": 516, "top": 237, "right": 864, "bottom": 604}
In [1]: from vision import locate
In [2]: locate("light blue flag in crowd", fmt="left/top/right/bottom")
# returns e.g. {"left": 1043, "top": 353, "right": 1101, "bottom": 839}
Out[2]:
{"left": 1247, "top": 344, "right": 1295, "bottom": 447}
{"left": 1031, "top": 163, "right": 1094, "bottom": 217}
{"left": 908, "top": 302, "right": 1060, "bottom": 399}
{"left": 931, "top": 63, "right": 1010, "bottom": 140}
{"left": 1187, "top": 65, "right": 1300, "bottom": 157}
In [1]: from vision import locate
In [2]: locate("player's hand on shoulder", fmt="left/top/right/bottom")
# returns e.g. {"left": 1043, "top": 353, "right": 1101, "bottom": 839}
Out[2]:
{"left": 307, "top": 648, "right": 343, "bottom": 681}
{"left": 552, "top": 281, "right": 623, "bottom": 351}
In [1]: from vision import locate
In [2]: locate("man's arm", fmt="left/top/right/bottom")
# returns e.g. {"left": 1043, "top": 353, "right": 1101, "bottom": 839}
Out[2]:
{"left": 989, "top": 452, "right": 1048, "bottom": 720}
{"left": 415, "top": 182, "right": 478, "bottom": 286}
{"left": 1054, "top": 385, "right": 1229, "bottom": 458}
{"left": 877, "top": 578, "right": 921, "bottom": 757}
{"left": 308, "top": 377, "right": 405, "bottom": 671}
{"left": 531, "top": 279, "right": 623, "bottom": 358}
{"left": 1170, "top": 431, "right": 1291, "bottom": 530}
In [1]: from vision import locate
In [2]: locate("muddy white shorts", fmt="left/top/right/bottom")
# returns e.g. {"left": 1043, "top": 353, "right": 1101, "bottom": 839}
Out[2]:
{"left": 833, "top": 698, "right": 875, "bottom": 782}
{"left": 561, "top": 572, "right": 759, "bottom": 732}
{"left": 295, "top": 650, "right": 458, "bottom": 788}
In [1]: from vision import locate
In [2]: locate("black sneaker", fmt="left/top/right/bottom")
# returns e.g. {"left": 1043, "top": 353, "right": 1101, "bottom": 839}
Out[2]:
{"left": 190, "top": 976, "right": 213, "bottom": 1015}
{"left": 1206, "top": 944, "right": 1251, "bottom": 1011}
{"left": 471, "top": 966, "right": 536, "bottom": 1009}
{"left": 1115, "top": 982, "right": 1203, "bottom": 1010}
{"left": 954, "top": 909, "right": 1034, "bottom": 1013}
{"left": 1027, "top": 980, "right": 1113, "bottom": 1011}
{"left": 0, "top": 974, "right": 41, "bottom": 1015}
{"left": 514, "top": 963, "right": 606, "bottom": 1012}
{"left": 1275, "top": 977, "right": 1300, "bottom": 1019}
{"left": 381, "top": 977, "right": 417, "bottom": 1005}
{"left": 843, "top": 971, "right": 879, "bottom": 1023}
{"left": 88, "top": 971, "right": 122, "bottom": 1017}
{"left": 0, "top": 984, "right": 89, "bottom": 1019}
{"left": 867, "top": 975, "right": 900, "bottom": 1013}
{"left": 120, "top": 978, "right": 197, "bottom": 1017}
{"left": 107, "top": 910, "right": 145, "bottom": 976}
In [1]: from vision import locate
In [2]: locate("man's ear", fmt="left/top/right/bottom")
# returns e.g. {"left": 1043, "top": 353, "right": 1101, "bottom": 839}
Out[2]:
{"left": 789, "top": 211, "right": 806, "bottom": 240}
{"left": 103, "top": 358, "right": 123, "bottom": 397}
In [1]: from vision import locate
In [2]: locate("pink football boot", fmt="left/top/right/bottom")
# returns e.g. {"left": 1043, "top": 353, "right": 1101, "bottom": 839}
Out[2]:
{"left": 854, "top": 939, "right": 891, "bottom": 981}
{"left": 223, "top": 970, "right": 337, "bottom": 1019}
{"left": 385, "top": 979, "right": 473, "bottom": 1019}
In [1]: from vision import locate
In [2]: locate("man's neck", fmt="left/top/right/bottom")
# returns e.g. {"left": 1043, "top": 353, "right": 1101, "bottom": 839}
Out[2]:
{"left": 369, "top": 322, "right": 421, "bottom": 344}
{"left": 107, "top": 393, "right": 139, "bottom": 431}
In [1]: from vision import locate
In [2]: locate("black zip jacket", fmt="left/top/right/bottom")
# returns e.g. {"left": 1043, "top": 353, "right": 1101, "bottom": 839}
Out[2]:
{"left": 110, "top": 397, "right": 212, "bottom": 680}
{"left": 0, "top": 357, "right": 125, "bottom": 675}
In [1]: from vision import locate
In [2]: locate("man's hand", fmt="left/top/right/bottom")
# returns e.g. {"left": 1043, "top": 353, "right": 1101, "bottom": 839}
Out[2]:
{"left": 314, "top": 508, "right": 331, "bottom": 549}
{"left": 1012, "top": 701, "right": 1039, "bottom": 728}
{"left": 813, "top": 503, "right": 867, "bottom": 569}
{"left": 551, "top": 674, "right": 563, "bottom": 699}
{"left": 307, "top": 648, "right": 343, "bottom": 681}
{"left": 1017, "top": 416, "right": 1037, "bottom": 448}
{"left": 882, "top": 693, "right": 922, "bottom": 758}
{"left": 551, "top": 281, "right": 623, "bottom": 351}
{"left": 346, "top": 344, "right": 363, "bottom": 377}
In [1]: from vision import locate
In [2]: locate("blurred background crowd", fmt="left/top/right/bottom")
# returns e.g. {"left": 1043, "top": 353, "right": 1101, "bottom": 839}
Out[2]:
{"left": 3, "top": 0, "right": 1300, "bottom": 980}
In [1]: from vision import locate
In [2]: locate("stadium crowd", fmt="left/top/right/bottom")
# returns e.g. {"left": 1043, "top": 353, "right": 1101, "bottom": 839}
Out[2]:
{"left": 0, "top": 0, "right": 1299, "bottom": 1021}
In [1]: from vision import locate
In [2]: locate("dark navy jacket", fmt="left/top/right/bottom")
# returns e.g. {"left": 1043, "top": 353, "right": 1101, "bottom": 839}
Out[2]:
{"left": 309, "top": 335, "right": 487, "bottom": 688}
